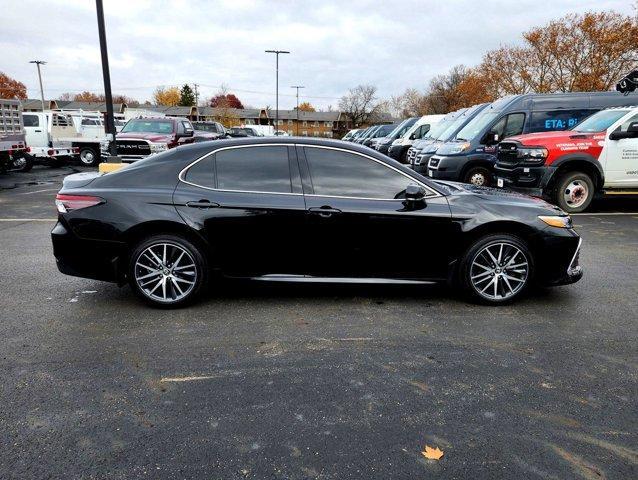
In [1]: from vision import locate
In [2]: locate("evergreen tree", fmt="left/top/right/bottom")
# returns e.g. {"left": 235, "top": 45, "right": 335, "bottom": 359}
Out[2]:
{"left": 179, "top": 84, "right": 196, "bottom": 106}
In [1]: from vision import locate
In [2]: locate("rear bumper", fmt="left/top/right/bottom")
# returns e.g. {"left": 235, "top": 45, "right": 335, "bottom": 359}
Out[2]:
{"left": 52, "top": 220, "right": 125, "bottom": 283}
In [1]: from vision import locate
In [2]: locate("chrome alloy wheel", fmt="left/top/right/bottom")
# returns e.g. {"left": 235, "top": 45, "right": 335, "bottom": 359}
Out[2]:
{"left": 563, "top": 179, "right": 589, "bottom": 209}
{"left": 134, "top": 243, "right": 197, "bottom": 304}
{"left": 470, "top": 242, "right": 529, "bottom": 301}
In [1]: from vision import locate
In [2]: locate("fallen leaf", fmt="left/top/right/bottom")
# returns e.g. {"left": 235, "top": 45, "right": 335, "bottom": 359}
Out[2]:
{"left": 422, "top": 445, "right": 444, "bottom": 460}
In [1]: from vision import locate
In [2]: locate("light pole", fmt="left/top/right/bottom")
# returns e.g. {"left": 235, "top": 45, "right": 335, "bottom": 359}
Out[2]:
{"left": 29, "top": 60, "right": 46, "bottom": 112}
{"left": 265, "top": 50, "right": 289, "bottom": 133}
{"left": 95, "top": 0, "right": 117, "bottom": 158}
{"left": 291, "top": 85, "right": 304, "bottom": 136}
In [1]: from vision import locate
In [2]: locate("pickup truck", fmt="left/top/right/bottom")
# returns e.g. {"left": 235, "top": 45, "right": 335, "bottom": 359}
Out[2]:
{"left": 104, "top": 117, "right": 199, "bottom": 162}
{"left": 494, "top": 106, "right": 638, "bottom": 212}
{"left": 22, "top": 111, "right": 78, "bottom": 166}
{"left": 0, "top": 99, "right": 30, "bottom": 172}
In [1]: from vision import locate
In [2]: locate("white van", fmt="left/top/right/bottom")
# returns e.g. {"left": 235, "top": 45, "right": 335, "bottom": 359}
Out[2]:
{"left": 387, "top": 114, "right": 444, "bottom": 163}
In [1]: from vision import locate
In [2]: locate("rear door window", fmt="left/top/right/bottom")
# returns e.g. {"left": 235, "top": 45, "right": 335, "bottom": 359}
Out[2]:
{"left": 530, "top": 110, "right": 596, "bottom": 132}
{"left": 215, "top": 146, "right": 292, "bottom": 193}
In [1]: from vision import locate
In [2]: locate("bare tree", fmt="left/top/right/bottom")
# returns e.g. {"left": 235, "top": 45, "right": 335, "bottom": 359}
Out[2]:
{"left": 339, "top": 85, "right": 383, "bottom": 126}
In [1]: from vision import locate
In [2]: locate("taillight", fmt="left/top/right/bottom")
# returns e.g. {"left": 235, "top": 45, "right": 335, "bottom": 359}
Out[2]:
{"left": 55, "top": 194, "right": 104, "bottom": 213}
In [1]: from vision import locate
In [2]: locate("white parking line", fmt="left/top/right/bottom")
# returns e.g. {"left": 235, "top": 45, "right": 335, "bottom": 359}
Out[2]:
{"left": 17, "top": 188, "right": 59, "bottom": 195}
{"left": 573, "top": 212, "right": 638, "bottom": 216}
{"left": 160, "top": 375, "right": 218, "bottom": 383}
{"left": 0, "top": 218, "right": 57, "bottom": 222}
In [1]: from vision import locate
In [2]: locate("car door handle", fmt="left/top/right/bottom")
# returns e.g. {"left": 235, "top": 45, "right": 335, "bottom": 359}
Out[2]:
{"left": 186, "top": 200, "right": 220, "bottom": 209}
{"left": 34, "top": 129, "right": 42, "bottom": 132}
{"left": 308, "top": 206, "right": 342, "bottom": 218}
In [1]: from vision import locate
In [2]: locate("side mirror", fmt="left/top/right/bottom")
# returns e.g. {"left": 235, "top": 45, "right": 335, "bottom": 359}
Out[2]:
{"left": 610, "top": 123, "right": 638, "bottom": 140}
{"left": 184, "top": 128, "right": 194, "bottom": 137}
{"left": 405, "top": 184, "right": 427, "bottom": 203}
{"left": 483, "top": 131, "right": 500, "bottom": 145}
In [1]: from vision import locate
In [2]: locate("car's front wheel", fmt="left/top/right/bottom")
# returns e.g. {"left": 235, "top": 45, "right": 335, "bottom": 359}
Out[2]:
{"left": 128, "top": 234, "right": 207, "bottom": 307}
{"left": 460, "top": 234, "right": 533, "bottom": 304}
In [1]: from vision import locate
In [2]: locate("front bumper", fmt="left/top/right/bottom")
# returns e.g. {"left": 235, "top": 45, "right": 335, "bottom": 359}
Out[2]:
{"left": 425, "top": 155, "right": 461, "bottom": 180}
{"left": 387, "top": 144, "right": 408, "bottom": 161}
{"left": 534, "top": 229, "right": 583, "bottom": 287}
{"left": 493, "top": 164, "right": 555, "bottom": 195}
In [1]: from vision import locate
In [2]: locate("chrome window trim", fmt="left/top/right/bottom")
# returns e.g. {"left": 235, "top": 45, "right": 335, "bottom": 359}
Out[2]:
{"left": 178, "top": 142, "right": 443, "bottom": 198}
{"left": 301, "top": 144, "right": 442, "bottom": 198}
{"left": 178, "top": 143, "right": 302, "bottom": 196}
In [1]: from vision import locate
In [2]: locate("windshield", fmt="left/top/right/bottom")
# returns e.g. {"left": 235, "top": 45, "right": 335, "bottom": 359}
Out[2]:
{"left": 193, "top": 123, "right": 216, "bottom": 132}
{"left": 388, "top": 118, "right": 414, "bottom": 138}
{"left": 572, "top": 110, "right": 632, "bottom": 133}
{"left": 374, "top": 124, "right": 395, "bottom": 137}
{"left": 454, "top": 111, "right": 500, "bottom": 141}
{"left": 363, "top": 126, "right": 380, "bottom": 138}
{"left": 122, "top": 119, "right": 174, "bottom": 134}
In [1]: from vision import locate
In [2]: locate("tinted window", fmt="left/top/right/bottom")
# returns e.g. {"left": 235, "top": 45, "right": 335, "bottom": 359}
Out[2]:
{"left": 184, "top": 155, "right": 214, "bottom": 187}
{"left": 530, "top": 110, "right": 595, "bottom": 131}
{"left": 23, "top": 114, "right": 39, "bottom": 127}
{"left": 305, "top": 147, "right": 414, "bottom": 199}
{"left": 503, "top": 113, "right": 525, "bottom": 138}
{"left": 216, "top": 146, "right": 291, "bottom": 193}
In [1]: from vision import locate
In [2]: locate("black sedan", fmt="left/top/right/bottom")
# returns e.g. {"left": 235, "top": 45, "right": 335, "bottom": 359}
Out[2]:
{"left": 52, "top": 138, "right": 582, "bottom": 307}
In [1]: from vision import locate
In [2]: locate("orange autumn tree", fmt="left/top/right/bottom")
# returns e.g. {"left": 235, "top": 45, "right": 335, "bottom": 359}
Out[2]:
{"left": 0, "top": 72, "right": 27, "bottom": 100}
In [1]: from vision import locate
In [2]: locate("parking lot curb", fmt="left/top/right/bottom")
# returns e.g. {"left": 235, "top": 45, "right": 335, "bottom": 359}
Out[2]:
{"left": 99, "top": 162, "right": 125, "bottom": 173}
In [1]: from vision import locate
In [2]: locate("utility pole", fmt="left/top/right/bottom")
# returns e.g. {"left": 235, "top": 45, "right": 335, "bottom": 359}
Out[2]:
{"left": 95, "top": 0, "right": 117, "bottom": 158}
{"left": 291, "top": 85, "right": 305, "bottom": 136}
{"left": 29, "top": 60, "right": 46, "bottom": 112}
{"left": 193, "top": 83, "right": 199, "bottom": 121}
{"left": 265, "top": 50, "right": 290, "bottom": 133}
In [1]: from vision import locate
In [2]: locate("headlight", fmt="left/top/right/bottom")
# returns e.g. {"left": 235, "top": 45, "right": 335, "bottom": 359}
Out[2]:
{"left": 449, "top": 142, "right": 471, "bottom": 154}
{"left": 539, "top": 215, "right": 572, "bottom": 228}
{"left": 150, "top": 142, "right": 168, "bottom": 153}
{"left": 519, "top": 147, "right": 548, "bottom": 165}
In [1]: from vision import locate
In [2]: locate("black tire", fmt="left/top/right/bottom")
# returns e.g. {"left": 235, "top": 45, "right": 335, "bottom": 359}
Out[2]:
{"left": 79, "top": 147, "right": 100, "bottom": 167}
{"left": 463, "top": 166, "right": 491, "bottom": 187}
{"left": 459, "top": 233, "right": 534, "bottom": 305}
{"left": 12, "top": 153, "right": 34, "bottom": 172}
{"left": 554, "top": 171, "right": 594, "bottom": 213}
{"left": 128, "top": 234, "right": 208, "bottom": 308}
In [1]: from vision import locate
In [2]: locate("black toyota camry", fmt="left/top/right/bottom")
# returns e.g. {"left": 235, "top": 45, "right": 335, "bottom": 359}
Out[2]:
{"left": 52, "top": 137, "right": 582, "bottom": 307}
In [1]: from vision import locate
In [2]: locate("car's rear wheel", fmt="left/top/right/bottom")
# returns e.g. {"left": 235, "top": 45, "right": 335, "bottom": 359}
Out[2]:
{"left": 460, "top": 234, "right": 533, "bottom": 304}
{"left": 128, "top": 234, "right": 207, "bottom": 307}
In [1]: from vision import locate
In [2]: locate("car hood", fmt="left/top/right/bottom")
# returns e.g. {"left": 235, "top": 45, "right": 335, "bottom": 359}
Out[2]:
{"left": 435, "top": 180, "right": 565, "bottom": 215}
{"left": 506, "top": 130, "right": 600, "bottom": 146}
{"left": 117, "top": 132, "right": 175, "bottom": 143}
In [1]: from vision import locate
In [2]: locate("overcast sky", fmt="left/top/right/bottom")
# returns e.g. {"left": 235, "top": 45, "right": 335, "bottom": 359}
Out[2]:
{"left": 2, "top": 0, "right": 634, "bottom": 109}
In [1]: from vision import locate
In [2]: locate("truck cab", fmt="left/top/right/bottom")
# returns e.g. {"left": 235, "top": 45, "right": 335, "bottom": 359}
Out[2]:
{"left": 426, "top": 91, "right": 638, "bottom": 187}
{"left": 494, "top": 107, "right": 638, "bottom": 213}
{"left": 108, "top": 117, "right": 195, "bottom": 162}
{"left": 22, "top": 111, "right": 77, "bottom": 164}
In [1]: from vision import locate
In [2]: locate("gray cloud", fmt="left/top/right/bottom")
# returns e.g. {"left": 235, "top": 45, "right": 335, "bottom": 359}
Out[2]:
{"left": 2, "top": 0, "right": 634, "bottom": 109}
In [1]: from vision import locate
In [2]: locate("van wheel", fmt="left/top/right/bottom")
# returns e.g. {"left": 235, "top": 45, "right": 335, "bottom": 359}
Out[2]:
{"left": 128, "top": 234, "right": 208, "bottom": 308}
{"left": 554, "top": 172, "right": 594, "bottom": 213}
{"left": 464, "top": 166, "right": 491, "bottom": 187}
{"left": 460, "top": 234, "right": 533, "bottom": 304}
{"left": 79, "top": 147, "right": 100, "bottom": 166}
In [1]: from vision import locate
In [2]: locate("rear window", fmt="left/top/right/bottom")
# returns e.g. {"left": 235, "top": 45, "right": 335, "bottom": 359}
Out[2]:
{"left": 215, "top": 146, "right": 292, "bottom": 193}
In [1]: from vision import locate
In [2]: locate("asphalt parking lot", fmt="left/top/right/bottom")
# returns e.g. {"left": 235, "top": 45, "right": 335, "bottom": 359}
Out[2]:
{"left": 0, "top": 165, "right": 636, "bottom": 479}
